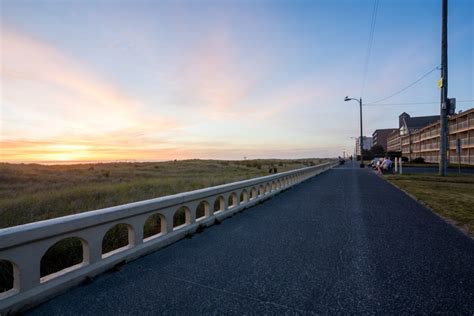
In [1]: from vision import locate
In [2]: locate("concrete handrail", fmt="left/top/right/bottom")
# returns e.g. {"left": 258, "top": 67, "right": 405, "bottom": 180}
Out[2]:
{"left": 0, "top": 161, "right": 337, "bottom": 313}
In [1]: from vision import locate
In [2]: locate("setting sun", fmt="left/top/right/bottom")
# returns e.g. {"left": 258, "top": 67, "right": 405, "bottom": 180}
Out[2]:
{"left": 41, "top": 144, "right": 91, "bottom": 162}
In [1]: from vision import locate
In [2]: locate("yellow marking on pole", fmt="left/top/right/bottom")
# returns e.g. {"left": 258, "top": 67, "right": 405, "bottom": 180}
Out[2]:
{"left": 438, "top": 78, "right": 443, "bottom": 89}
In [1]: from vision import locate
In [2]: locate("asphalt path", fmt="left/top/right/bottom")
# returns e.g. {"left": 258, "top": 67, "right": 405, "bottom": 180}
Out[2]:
{"left": 29, "top": 163, "right": 474, "bottom": 315}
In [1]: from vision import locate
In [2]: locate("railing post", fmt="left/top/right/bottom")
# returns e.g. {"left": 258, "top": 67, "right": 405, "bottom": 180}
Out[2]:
{"left": 87, "top": 233, "right": 105, "bottom": 264}
{"left": 19, "top": 262, "right": 40, "bottom": 292}
{"left": 128, "top": 218, "right": 144, "bottom": 247}
{"left": 165, "top": 213, "right": 175, "bottom": 233}
{"left": 14, "top": 246, "right": 42, "bottom": 292}
{"left": 187, "top": 201, "right": 198, "bottom": 225}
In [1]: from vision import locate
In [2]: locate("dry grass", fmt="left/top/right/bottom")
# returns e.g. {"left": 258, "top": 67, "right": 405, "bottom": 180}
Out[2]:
{"left": 0, "top": 158, "right": 329, "bottom": 290}
{"left": 385, "top": 174, "right": 474, "bottom": 237}
{"left": 0, "top": 158, "right": 327, "bottom": 229}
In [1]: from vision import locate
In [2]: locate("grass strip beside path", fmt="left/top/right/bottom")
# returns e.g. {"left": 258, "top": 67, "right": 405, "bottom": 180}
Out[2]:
{"left": 384, "top": 174, "right": 474, "bottom": 237}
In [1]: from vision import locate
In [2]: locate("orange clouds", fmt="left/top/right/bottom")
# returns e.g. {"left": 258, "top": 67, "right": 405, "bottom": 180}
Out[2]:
{"left": 1, "top": 27, "right": 185, "bottom": 162}
{"left": 0, "top": 136, "right": 175, "bottom": 163}
{"left": 1, "top": 29, "right": 138, "bottom": 111}
{"left": 0, "top": 25, "right": 334, "bottom": 163}
{"left": 1, "top": 27, "right": 187, "bottom": 132}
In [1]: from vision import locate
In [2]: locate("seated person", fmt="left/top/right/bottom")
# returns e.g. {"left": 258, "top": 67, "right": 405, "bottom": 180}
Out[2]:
{"left": 381, "top": 157, "right": 392, "bottom": 173}
{"left": 375, "top": 159, "right": 382, "bottom": 174}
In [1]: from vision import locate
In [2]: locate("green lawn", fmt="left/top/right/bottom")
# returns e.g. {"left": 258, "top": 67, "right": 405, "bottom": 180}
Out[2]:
{"left": 384, "top": 174, "right": 474, "bottom": 237}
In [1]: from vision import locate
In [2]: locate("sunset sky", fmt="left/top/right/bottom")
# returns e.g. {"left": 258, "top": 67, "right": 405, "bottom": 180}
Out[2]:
{"left": 1, "top": 0, "right": 473, "bottom": 163}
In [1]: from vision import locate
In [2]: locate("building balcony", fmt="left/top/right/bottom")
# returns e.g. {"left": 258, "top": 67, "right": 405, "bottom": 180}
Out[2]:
{"left": 457, "top": 121, "right": 469, "bottom": 131}
{"left": 424, "top": 142, "right": 439, "bottom": 149}
{"left": 449, "top": 138, "right": 470, "bottom": 149}
{"left": 451, "top": 156, "right": 471, "bottom": 164}
{"left": 450, "top": 121, "right": 470, "bottom": 133}
{"left": 424, "top": 156, "right": 439, "bottom": 163}
{"left": 420, "top": 132, "right": 439, "bottom": 141}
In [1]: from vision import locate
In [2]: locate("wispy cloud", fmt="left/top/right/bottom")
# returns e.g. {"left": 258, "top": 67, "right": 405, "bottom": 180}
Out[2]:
{"left": 1, "top": 26, "right": 188, "bottom": 161}
{"left": 1, "top": 27, "right": 182, "bottom": 134}
{"left": 0, "top": 23, "right": 344, "bottom": 162}
{"left": 167, "top": 26, "right": 271, "bottom": 119}
{"left": 2, "top": 29, "right": 134, "bottom": 112}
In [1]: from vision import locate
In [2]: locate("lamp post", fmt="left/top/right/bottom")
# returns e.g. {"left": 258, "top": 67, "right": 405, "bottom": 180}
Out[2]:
{"left": 345, "top": 96, "right": 365, "bottom": 168}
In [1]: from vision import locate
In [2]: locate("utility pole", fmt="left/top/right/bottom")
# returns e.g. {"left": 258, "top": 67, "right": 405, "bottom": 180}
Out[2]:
{"left": 439, "top": 0, "right": 448, "bottom": 176}
{"left": 359, "top": 98, "right": 364, "bottom": 168}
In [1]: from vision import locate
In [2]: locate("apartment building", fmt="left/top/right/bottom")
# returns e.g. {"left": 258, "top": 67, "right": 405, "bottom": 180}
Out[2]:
{"left": 372, "top": 128, "right": 398, "bottom": 151}
{"left": 383, "top": 108, "right": 474, "bottom": 165}
{"left": 405, "top": 108, "right": 474, "bottom": 164}
{"left": 387, "top": 130, "right": 401, "bottom": 152}
{"left": 386, "top": 113, "right": 438, "bottom": 153}
{"left": 355, "top": 136, "right": 373, "bottom": 156}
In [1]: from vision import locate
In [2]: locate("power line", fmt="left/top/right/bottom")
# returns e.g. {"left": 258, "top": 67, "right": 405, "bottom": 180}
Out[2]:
{"left": 364, "top": 101, "right": 439, "bottom": 106}
{"left": 361, "top": 0, "right": 380, "bottom": 97}
{"left": 363, "top": 99, "right": 474, "bottom": 106}
{"left": 365, "top": 65, "right": 440, "bottom": 104}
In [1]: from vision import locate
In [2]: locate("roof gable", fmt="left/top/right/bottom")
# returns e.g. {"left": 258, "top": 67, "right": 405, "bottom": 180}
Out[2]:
{"left": 404, "top": 115, "right": 439, "bottom": 130}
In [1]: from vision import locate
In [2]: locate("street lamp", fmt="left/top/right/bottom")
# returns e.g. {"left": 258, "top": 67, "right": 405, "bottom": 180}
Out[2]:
{"left": 344, "top": 96, "right": 365, "bottom": 168}
{"left": 349, "top": 137, "right": 357, "bottom": 161}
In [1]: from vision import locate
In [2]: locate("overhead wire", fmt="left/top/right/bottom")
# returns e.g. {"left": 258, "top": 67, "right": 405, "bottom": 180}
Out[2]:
{"left": 363, "top": 99, "right": 474, "bottom": 107}
{"left": 361, "top": 0, "right": 380, "bottom": 98}
{"left": 364, "top": 65, "right": 440, "bottom": 105}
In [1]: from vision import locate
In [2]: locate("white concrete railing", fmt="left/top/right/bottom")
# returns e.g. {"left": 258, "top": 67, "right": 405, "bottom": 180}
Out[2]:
{"left": 0, "top": 161, "right": 337, "bottom": 314}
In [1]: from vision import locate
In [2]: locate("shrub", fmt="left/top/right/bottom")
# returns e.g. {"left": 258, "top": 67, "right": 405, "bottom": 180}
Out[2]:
{"left": 362, "top": 149, "right": 374, "bottom": 160}
{"left": 386, "top": 151, "right": 402, "bottom": 158}
{"left": 0, "top": 260, "right": 14, "bottom": 292}
{"left": 102, "top": 224, "right": 129, "bottom": 254}
{"left": 41, "top": 238, "right": 83, "bottom": 277}
{"left": 411, "top": 157, "right": 424, "bottom": 163}
{"left": 143, "top": 214, "right": 162, "bottom": 239}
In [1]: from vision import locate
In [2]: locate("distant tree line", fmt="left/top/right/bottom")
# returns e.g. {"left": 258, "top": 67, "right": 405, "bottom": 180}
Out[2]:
{"left": 356, "top": 145, "right": 407, "bottom": 161}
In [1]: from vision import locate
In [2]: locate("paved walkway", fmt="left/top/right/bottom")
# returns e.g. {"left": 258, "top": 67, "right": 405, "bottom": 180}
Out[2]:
{"left": 30, "top": 163, "right": 474, "bottom": 314}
